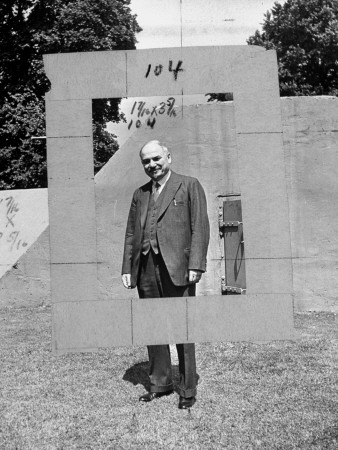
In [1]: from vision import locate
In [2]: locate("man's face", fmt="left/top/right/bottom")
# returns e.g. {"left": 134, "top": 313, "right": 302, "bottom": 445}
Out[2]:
{"left": 140, "top": 143, "right": 171, "bottom": 182}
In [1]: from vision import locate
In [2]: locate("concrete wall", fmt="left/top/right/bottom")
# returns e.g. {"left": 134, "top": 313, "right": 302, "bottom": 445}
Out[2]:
{"left": 282, "top": 96, "right": 338, "bottom": 312}
{"left": 0, "top": 189, "right": 48, "bottom": 278}
{"left": 0, "top": 189, "right": 49, "bottom": 308}
{"left": 0, "top": 96, "right": 337, "bottom": 312}
{"left": 0, "top": 228, "right": 50, "bottom": 308}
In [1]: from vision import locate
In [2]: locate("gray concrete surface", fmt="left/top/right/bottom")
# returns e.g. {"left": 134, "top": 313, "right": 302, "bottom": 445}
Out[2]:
{"left": 1, "top": 96, "right": 337, "bottom": 312}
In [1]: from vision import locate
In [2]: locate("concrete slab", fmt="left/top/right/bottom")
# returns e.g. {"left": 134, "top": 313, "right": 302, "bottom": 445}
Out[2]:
{"left": 48, "top": 182, "right": 96, "bottom": 263}
{"left": 46, "top": 99, "right": 92, "bottom": 138}
{"left": 51, "top": 263, "right": 98, "bottom": 303}
{"left": 282, "top": 96, "right": 338, "bottom": 133}
{"left": 52, "top": 299, "right": 132, "bottom": 354}
{"left": 44, "top": 51, "right": 127, "bottom": 101}
{"left": 0, "top": 228, "right": 50, "bottom": 308}
{"left": 47, "top": 137, "right": 94, "bottom": 187}
{"left": 126, "top": 46, "right": 257, "bottom": 97}
{"left": 132, "top": 297, "right": 188, "bottom": 345}
{"left": 237, "top": 133, "right": 292, "bottom": 260}
{"left": 232, "top": 50, "right": 282, "bottom": 134}
{"left": 245, "top": 258, "right": 293, "bottom": 295}
{"left": 52, "top": 294, "right": 297, "bottom": 353}
{"left": 188, "top": 294, "right": 297, "bottom": 342}
{"left": 293, "top": 258, "right": 338, "bottom": 313}
{"left": 43, "top": 46, "right": 264, "bottom": 100}
{"left": 0, "top": 189, "right": 48, "bottom": 279}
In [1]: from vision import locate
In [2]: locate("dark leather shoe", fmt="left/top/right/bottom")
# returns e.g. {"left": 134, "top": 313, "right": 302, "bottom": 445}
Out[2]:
{"left": 139, "top": 391, "right": 173, "bottom": 402}
{"left": 178, "top": 396, "right": 196, "bottom": 409}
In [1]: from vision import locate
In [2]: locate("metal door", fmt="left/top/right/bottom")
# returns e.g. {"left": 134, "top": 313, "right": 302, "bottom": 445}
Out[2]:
{"left": 219, "top": 198, "right": 246, "bottom": 294}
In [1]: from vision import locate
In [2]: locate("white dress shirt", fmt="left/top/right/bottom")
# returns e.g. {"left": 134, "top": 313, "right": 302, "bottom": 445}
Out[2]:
{"left": 152, "top": 170, "right": 171, "bottom": 196}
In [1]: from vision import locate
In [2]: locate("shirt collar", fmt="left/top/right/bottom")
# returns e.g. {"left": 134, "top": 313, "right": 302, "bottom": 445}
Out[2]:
{"left": 153, "top": 170, "right": 171, "bottom": 187}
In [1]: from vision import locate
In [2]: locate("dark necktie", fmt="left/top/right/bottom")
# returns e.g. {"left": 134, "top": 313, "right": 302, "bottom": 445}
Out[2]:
{"left": 153, "top": 182, "right": 161, "bottom": 201}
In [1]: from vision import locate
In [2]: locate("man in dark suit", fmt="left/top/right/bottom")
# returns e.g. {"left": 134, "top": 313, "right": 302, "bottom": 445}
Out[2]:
{"left": 121, "top": 140, "right": 209, "bottom": 409}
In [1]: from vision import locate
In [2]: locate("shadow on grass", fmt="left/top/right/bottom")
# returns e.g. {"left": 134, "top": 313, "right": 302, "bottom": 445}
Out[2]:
{"left": 123, "top": 361, "right": 200, "bottom": 393}
{"left": 309, "top": 423, "right": 338, "bottom": 447}
{"left": 123, "top": 361, "right": 150, "bottom": 390}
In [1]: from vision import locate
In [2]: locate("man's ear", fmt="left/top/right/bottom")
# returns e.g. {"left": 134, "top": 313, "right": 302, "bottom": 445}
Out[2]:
{"left": 167, "top": 152, "right": 172, "bottom": 162}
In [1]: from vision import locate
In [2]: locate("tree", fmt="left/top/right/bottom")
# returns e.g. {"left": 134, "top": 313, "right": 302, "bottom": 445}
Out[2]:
{"left": 247, "top": 0, "right": 338, "bottom": 96}
{"left": 0, "top": 0, "right": 141, "bottom": 189}
{"left": 0, "top": 89, "right": 46, "bottom": 189}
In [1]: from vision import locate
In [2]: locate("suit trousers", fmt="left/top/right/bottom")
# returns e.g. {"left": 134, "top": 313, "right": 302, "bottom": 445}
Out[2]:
{"left": 137, "top": 250, "right": 197, "bottom": 398}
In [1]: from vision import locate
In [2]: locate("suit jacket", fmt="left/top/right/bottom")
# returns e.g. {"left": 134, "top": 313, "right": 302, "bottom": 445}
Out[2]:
{"left": 122, "top": 171, "right": 210, "bottom": 288}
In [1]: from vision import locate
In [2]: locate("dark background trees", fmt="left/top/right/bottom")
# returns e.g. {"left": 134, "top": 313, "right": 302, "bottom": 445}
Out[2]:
{"left": 0, "top": 0, "right": 141, "bottom": 189}
{"left": 247, "top": 0, "right": 338, "bottom": 97}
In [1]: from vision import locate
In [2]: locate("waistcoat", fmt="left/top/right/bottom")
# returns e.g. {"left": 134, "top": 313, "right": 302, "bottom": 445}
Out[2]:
{"left": 141, "top": 184, "right": 166, "bottom": 255}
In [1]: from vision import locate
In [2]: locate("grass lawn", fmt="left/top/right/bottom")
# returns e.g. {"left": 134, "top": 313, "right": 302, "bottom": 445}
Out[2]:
{"left": 0, "top": 306, "right": 337, "bottom": 449}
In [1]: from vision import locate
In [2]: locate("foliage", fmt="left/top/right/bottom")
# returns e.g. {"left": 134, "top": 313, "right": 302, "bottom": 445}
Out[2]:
{"left": 206, "top": 93, "right": 233, "bottom": 102}
{"left": 0, "top": 0, "right": 141, "bottom": 189}
{"left": 247, "top": 0, "right": 338, "bottom": 96}
{"left": 0, "top": 89, "right": 46, "bottom": 189}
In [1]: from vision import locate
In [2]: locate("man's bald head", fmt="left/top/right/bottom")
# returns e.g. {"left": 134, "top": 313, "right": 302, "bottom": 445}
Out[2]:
{"left": 139, "top": 140, "right": 169, "bottom": 158}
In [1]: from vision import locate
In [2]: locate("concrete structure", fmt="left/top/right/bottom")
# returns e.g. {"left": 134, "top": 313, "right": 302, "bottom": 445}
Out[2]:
{"left": 0, "top": 189, "right": 49, "bottom": 308}
{"left": 1, "top": 96, "right": 337, "bottom": 315}
{"left": 282, "top": 96, "right": 338, "bottom": 312}
{"left": 42, "top": 46, "right": 299, "bottom": 353}
{"left": 0, "top": 189, "right": 48, "bottom": 279}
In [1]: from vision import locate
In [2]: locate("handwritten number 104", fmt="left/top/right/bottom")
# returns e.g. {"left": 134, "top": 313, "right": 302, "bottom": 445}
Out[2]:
{"left": 128, "top": 97, "right": 176, "bottom": 131}
{"left": 145, "top": 60, "right": 183, "bottom": 81}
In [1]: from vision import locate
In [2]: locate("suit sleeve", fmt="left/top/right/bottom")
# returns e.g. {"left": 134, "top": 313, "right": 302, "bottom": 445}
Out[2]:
{"left": 121, "top": 191, "right": 137, "bottom": 275}
{"left": 188, "top": 179, "right": 210, "bottom": 272}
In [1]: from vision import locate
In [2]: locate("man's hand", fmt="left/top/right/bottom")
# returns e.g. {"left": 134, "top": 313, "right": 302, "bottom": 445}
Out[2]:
{"left": 121, "top": 274, "right": 131, "bottom": 289}
{"left": 188, "top": 270, "right": 203, "bottom": 284}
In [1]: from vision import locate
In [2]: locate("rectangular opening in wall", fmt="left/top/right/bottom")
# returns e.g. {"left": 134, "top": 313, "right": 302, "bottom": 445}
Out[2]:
{"left": 92, "top": 92, "right": 241, "bottom": 303}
